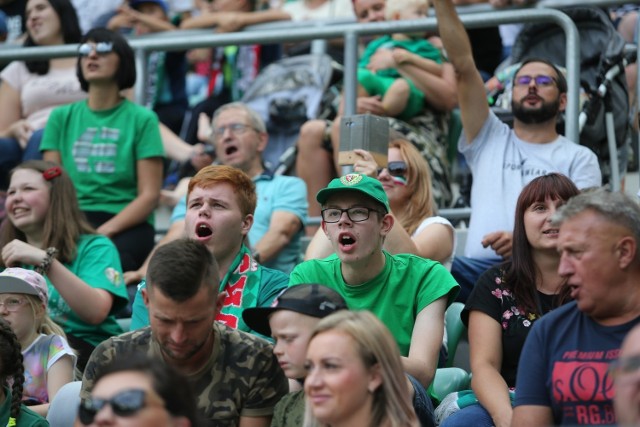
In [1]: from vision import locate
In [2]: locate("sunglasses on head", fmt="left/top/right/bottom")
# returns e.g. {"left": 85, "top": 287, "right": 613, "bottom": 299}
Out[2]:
{"left": 78, "top": 389, "right": 160, "bottom": 424}
{"left": 78, "top": 42, "right": 114, "bottom": 57}
{"left": 377, "top": 161, "right": 408, "bottom": 177}
{"left": 514, "top": 75, "right": 556, "bottom": 87}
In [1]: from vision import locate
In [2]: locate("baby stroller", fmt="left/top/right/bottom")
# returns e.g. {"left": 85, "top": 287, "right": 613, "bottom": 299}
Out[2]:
{"left": 241, "top": 53, "right": 336, "bottom": 174}
{"left": 494, "top": 6, "right": 631, "bottom": 187}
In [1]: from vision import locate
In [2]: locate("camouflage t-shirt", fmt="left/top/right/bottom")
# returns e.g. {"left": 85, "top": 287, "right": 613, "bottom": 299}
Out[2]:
{"left": 271, "top": 390, "right": 304, "bottom": 427}
{"left": 81, "top": 323, "right": 288, "bottom": 427}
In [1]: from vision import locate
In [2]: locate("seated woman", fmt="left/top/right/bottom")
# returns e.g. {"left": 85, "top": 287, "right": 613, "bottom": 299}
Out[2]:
{"left": 0, "top": 268, "right": 75, "bottom": 417}
{"left": 304, "top": 310, "right": 419, "bottom": 427}
{"left": 0, "top": 318, "right": 48, "bottom": 427}
{"left": 306, "top": 138, "right": 455, "bottom": 269}
{"left": 1, "top": 161, "right": 129, "bottom": 372}
{"left": 438, "top": 173, "right": 579, "bottom": 427}
{"left": 0, "top": 0, "right": 85, "bottom": 189}
{"left": 77, "top": 353, "right": 199, "bottom": 427}
{"left": 41, "top": 28, "right": 164, "bottom": 272}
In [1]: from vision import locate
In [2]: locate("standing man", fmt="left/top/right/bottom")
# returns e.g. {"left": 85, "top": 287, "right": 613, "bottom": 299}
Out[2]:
{"left": 512, "top": 189, "right": 640, "bottom": 427}
{"left": 130, "top": 165, "right": 289, "bottom": 336}
{"left": 82, "top": 238, "right": 288, "bottom": 427}
{"left": 432, "top": 0, "right": 601, "bottom": 300}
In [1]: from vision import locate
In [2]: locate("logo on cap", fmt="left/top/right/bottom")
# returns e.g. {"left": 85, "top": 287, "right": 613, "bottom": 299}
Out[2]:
{"left": 340, "top": 173, "right": 363, "bottom": 186}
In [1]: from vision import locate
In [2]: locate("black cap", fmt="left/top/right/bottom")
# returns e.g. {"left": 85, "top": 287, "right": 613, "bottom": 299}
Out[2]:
{"left": 242, "top": 284, "right": 348, "bottom": 337}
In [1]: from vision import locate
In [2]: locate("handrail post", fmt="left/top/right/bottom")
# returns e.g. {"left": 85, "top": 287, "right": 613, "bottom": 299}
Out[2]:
{"left": 343, "top": 31, "right": 359, "bottom": 117}
{"left": 134, "top": 48, "right": 148, "bottom": 105}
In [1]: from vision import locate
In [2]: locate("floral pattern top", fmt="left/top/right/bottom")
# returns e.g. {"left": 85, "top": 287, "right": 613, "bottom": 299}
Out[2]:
{"left": 462, "top": 264, "right": 555, "bottom": 387}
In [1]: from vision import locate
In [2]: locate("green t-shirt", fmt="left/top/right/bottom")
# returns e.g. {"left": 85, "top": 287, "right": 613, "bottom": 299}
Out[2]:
{"left": 271, "top": 390, "right": 304, "bottom": 427}
{"left": 289, "top": 251, "right": 459, "bottom": 356}
{"left": 0, "top": 386, "right": 49, "bottom": 427}
{"left": 40, "top": 99, "right": 164, "bottom": 221}
{"left": 37, "top": 235, "right": 128, "bottom": 347}
{"left": 358, "top": 35, "right": 442, "bottom": 79}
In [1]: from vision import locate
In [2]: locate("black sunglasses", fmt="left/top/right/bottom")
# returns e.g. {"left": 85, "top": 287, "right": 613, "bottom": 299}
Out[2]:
{"left": 78, "top": 389, "right": 158, "bottom": 424}
{"left": 377, "top": 161, "right": 408, "bottom": 177}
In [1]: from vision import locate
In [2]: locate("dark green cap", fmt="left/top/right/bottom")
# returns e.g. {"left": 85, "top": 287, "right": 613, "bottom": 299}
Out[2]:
{"left": 316, "top": 173, "right": 390, "bottom": 212}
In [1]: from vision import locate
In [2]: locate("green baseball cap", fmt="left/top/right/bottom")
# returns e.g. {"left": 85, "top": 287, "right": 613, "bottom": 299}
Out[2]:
{"left": 316, "top": 173, "right": 390, "bottom": 212}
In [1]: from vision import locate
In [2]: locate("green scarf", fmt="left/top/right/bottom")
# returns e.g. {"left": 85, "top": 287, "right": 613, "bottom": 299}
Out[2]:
{"left": 216, "top": 245, "right": 262, "bottom": 333}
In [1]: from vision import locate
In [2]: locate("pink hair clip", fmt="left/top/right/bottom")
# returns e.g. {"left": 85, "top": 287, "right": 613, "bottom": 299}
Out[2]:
{"left": 42, "top": 166, "right": 62, "bottom": 181}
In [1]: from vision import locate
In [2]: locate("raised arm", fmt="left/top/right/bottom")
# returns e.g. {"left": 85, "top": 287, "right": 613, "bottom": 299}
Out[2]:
{"left": 433, "top": 0, "right": 489, "bottom": 141}
{"left": 180, "top": 9, "right": 290, "bottom": 32}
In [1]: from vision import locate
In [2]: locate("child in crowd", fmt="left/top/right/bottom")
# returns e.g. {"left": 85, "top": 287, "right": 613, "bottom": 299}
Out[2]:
{"left": 0, "top": 317, "right": 48, "bottom": 426}
{"left": 357, "top": 0, "right": 443, "bottom": 120}
{"left": 0, "top": 268, "right": 76, "bottom": 417}
{"left": 242, "top": 283, "right": 348, "bottom": 427}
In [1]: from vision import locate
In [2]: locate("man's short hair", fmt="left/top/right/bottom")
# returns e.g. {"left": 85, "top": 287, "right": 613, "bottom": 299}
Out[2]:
{"left": 515, "top": 57, "right": 568, "bottom": 94}
{"left": 552, "top": 188, "right": 640, "bottom": 244}
{"left": 211, "top": 102, "right": 267, "bottom": 134}
{"left": 188, "top": 165, "right": 257, "bottom": 218}
{"left": 146, "top": 238, "right": 219, "bottom": 302}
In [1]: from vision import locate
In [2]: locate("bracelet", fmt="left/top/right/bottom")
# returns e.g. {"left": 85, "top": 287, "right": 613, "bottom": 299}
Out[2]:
{"left": 35, "top": 247, "right": 58, "bottom": 275}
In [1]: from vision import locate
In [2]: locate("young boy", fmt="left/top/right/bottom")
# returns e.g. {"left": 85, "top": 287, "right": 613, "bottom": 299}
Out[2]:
{"left": 357, "top": 0, "right": 443, "bottom": 120}
{"left": 243, "top": 284, "right": 348, "bottom": 427}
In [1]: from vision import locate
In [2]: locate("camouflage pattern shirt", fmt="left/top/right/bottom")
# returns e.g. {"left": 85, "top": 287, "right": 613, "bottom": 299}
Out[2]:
{"left": 81, "top": 323, "right": 288, "bottom": 427}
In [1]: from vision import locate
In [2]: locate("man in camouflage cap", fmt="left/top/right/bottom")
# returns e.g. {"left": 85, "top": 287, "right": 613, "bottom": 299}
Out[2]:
{"left": 81, "top": 238, "right": 288, "bottom": 427}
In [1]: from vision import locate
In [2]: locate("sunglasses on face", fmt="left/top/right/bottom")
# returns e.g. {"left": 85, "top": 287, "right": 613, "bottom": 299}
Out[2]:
{"left": 78, "top": 389, "right": 161, "bottom": 424}
{"left": 514, "top": 75, "right": 556, "bottom": 87}
{"left": 377, "top": 161, "right": 408, "bottom": 177}
{"left": 78, "top": 42, "right": 114, "bottom": 57}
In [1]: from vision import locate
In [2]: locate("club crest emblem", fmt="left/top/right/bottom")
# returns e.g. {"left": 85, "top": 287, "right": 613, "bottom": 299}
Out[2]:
{"left": 340, "top": 173, "right": 363, "bottom": 186}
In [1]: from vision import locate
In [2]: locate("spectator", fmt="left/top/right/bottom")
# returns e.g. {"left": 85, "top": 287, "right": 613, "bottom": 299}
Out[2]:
{"left": 130, "top": 165, "right": 289, "bottom": 337}
{"left": 107, "top": 0, "right": 189, "bottom": 136}
{"left": 77, "top": 353, "right": 200, "bottom": 427}
{"left": 304, "top": 310, "right": 419, "bottom": 427}
{"left": 432, "top": 0, "right": 601, "bottom": 302}
{"left": 0, "top": 10, "right": 8, "bottom": 42}
{"left": 70, "top": 0, "right": 120, "bottom": 34}
{"left": 82, "top": 238, "right": 289, "bottom": 426}
{"left": 357, "top": 0, "right": 444, "bottom": 121}
{"left": 612, "top": 323, "right": 640, "bottom": 427}
{"left": 0, "top": 268, "right": 75, "bottom": 417}
{"left": 129, "top": 102, "right": 307, "bottom": 280}
{"left": 511, "top": 188, "right": 640, "bottom": 426}
{"left": 0, "top": 161, "right": 128, "bottom": 372}
{"left": 295, "top": 0, "right": 456, "bottom": 233}
{"left": 0, "top": 0, "right": 27, "bottom": 43}
{"left": 0, "top": 0, "right": 84, "bottom": 190}
{"left": 305, "top": 139, "right": 455, "bottom": 270}
{"left": 41, "top": 28, "right": 164, "bottom": 273}
{"left": 0, "top": 318, "right": 48, "bottom": 426}
{"left": 290, "top": 173, "right": 459, "bottom": 424}
{"left": 437, "top": 173, "right": 578, "bottom": 427}
{"left": 242, "top": 284, "right": 348, "bottom": 427}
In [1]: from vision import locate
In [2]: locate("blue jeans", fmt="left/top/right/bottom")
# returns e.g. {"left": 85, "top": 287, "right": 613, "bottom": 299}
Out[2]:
{"left": 0, "top": 129, "right": 44, "bottom": 188}
{"left": 440, "top": 403, "right": 494, "bottom": 427}
{"left": 451, "top": 256, "right": 502, "bottom": 303}
{"left": 409, "top": 375, "right": 435, "bottom": 427}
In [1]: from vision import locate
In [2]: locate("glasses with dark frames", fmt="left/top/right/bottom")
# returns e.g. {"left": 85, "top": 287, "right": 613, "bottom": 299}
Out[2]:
{"left": 321, "top": 207, "right": 383, "bottom": 223}
{"left": 377, "top": 161, "right": 408, "bottom": 177}
{"left": 514, "top": 75, "right": 556, "bottom": 87}
{"left": 78, "top": 42, "right": 114, "bottom": 57}
{"left": 78, "top": 389, "right": 163, "bottom": 425}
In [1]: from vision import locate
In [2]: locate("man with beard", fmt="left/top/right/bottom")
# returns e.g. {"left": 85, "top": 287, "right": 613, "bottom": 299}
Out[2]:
{"left": 433, "top": 0, "right": 601, "bottom": 301}
{"left": 81, "top": 238, "right": 288, "bottom": 427}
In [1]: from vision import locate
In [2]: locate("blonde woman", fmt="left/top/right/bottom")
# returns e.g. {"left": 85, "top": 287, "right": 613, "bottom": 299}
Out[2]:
{"left": 304, "top": 310, "right": 419, "bottom": 427}
{"left": 306, "top": 139, "right": 455, "bottom": 269}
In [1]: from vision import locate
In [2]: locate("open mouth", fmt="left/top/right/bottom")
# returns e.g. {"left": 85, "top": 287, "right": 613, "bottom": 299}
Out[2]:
{"left": 542, "top": 229, "right": 558, "bottom": 235}
{"left": 338, "top": 233, "right": 356, "bottom": 250}
{"left": 225, "top": 146, "right": 238, "bottom": 156}
{"left": 196, "top": 224, "right": 213, "bottom": 238}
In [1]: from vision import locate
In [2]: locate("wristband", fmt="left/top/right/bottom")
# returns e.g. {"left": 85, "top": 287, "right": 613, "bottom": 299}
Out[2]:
{"left": 35, "top": 247, "right": 58, "bottom": 275}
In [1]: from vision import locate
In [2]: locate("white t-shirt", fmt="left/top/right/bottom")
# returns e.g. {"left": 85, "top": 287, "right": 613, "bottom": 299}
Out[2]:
{"left": 283, "top": 0, "right": 355, "bottom": 21}
{"left": 459, "top": 111, "right": 602, "bottom": 259}
{"left": 412, "top": 215, "right": 456, "bottom": 271}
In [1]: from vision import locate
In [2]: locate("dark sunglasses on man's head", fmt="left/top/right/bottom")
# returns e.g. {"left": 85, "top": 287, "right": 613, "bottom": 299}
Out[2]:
{"left": 78, "top": 389, "right": 160, "bottom": 424}
{"left": 377, "top": 161, "right": 408, "bottom": 177}
{"left": 78, "top": 42, "right": 114, "bottom": 57}
{"left": 514, "top": 75, "right": 556, "bottom": 87}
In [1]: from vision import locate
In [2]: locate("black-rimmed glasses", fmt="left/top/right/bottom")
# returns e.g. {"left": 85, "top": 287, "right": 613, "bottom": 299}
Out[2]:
{"left": 321, "top": 207, "right": 382, "bottom": 223}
